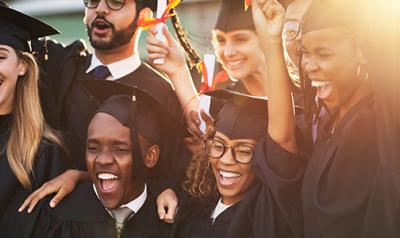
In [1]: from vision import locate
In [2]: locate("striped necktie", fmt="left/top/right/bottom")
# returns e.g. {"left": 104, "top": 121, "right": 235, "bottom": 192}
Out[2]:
{"left": 112, "top": 207, "right": 134, "bottom": 238}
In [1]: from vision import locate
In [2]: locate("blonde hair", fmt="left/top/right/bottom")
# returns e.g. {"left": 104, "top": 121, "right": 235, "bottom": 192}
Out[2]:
{"left": 7, "top": 51, "right": 64, "bottom": 190}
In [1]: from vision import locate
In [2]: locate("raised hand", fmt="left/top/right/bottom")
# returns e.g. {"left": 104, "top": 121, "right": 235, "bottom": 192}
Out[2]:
{"left": 252, "top": 0, "right": 285, "bottom": 42}
{"left": 146, "top": 26, "right": 187, "bottom": 77}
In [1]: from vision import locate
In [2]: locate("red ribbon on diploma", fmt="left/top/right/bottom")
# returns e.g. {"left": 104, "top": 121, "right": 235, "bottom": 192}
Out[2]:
{"left": 198, "top": 60, "right": 212, "bottom": 94}
{"left": 137, "top": 0, "right": 181, "bottom": 29}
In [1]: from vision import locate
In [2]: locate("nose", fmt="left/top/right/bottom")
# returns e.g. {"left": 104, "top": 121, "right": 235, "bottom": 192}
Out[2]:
{"left": 219, "top": 148, "right": 236, "bottom": 165}
{"left": 303, "top": 55, "right": 319, "bottom": 73}
{"left": 224, "top": 40, "right": 237, "bottom": 58}
{"left": 96, "top": 149, "right": 114, "bottom": 165}
{"left": 96, "top": 0, "right": 110, "bottom": 15}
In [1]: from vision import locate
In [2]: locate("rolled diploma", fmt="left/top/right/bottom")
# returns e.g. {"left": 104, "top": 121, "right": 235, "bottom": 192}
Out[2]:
{"left": 153, "top": 0, "right": 167, "bottom": 65}
{"left": 199, "top": 54, "right": 216, "bottom": 133}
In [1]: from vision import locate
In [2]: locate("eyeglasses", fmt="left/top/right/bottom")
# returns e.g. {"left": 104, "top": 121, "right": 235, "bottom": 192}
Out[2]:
{"left": 205, "top": 139, "right": 255, "bottom": 164}
{"left": 283, "top": 19, "right": 301, "bottom": 41}
{"left": 83, "top": 0, "right": 125, "bottom": 11}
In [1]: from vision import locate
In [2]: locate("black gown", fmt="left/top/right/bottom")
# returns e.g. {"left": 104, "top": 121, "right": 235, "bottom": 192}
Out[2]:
{"left": 32, "top": 39, "right": 191, "bottom": 181}
{"left": 170, "top": 196, "right": 247, "bottom": 238}
{"left": 33, "top": 181, "right": 171, "bottom": 238}
{"left": 0, "top": 114, "right": 71, "bottom": 238}
{"left": 170, "top": 138, "right": 304, "bottom": 238}
{"left": 258, "top": 95, "right": 400, "bottom": 237}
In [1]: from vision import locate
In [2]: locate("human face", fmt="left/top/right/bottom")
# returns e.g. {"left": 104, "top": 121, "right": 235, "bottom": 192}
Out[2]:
{"left": 301, "top": 27, "right": 364, "bottom": 110}
{"left": 84, "top": 0, "right": 137, "bottom": 50}
{"left": 0, "top": 45, "right": 25, "bottom": 114}
{"left": 86, "top": 112, "right": 137, "bottom": 209}
{"left": 209, "top": 131, "right": 256, "bottom": 205}
{"left": 213, "top": 29, "right": 265, "bottom": 80}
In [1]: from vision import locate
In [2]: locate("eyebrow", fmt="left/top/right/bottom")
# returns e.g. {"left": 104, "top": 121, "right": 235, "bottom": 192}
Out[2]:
{"left": 300, "top": 44, "right": 330, "bottom": 52}
{"left": 0, "top": 47, "right": 10, "bottom": 53}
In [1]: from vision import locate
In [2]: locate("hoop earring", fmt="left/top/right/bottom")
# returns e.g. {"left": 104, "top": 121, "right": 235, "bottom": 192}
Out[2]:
{"left": 357, "top": 64, "right": 369, "bottom": 81}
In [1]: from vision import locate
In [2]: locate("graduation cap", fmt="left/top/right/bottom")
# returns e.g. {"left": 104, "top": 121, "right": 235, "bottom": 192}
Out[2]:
{"left": 80, "top": 79, "right": 189, "bottom": 180}
{"left": 215, "top": 0, "right": 255, "bottom": 32}
{"left": 137, "top": 0, "right": 158, "bottom": 11}
{"left": 302, "top": 0, "right": 362, "bottom": 35}
{"left": 0, "top": 1, "right": 59, "bottom": 52}
{"left": 206, "top": 89, "right": 268, "bottom": 140}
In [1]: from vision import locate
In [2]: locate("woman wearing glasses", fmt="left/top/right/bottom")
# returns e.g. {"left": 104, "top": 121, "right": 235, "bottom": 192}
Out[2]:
{"left": 146, "top": 16, "right": 302, "bottom": 238}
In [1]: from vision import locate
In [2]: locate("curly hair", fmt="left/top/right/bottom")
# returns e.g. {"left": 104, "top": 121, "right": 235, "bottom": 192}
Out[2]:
{"left": 183, "top": 149, "right": 218, "bottom": 200}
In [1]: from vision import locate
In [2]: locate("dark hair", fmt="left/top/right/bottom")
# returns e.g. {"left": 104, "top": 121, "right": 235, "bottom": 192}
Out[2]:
{"left": 170, "top": 8, "right": 202, "bottom": 68}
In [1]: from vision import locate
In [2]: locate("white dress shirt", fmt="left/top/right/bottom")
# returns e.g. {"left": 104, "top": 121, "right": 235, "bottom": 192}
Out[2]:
{"left": 93, "top": 183, "right": 147, "bottom": 216}
{"left": 86, "top": 53, "right": 141, "bottom": 81}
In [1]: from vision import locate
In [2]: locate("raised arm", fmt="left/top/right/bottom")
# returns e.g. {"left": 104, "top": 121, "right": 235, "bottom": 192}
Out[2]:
{"left": 146, "top": 26, "right": 202, "bottom": 137}
{"left": 252, "top": 0, "right": 297, "bottom": 154}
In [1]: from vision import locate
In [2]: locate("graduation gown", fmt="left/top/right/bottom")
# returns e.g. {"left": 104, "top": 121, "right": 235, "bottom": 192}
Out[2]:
{"left": 0, "top": 114, "right": 71, "bottom": 238}
{"left": 226, "top": 134, "right": 305, "bottom": 238}
{"left": 32, "top": 39, "right": 191, "bottom": 180}
{"left": 170, "top": 196, "right": 247, "bottom": 238}
{"left": 259, "top": 95, "right": 400, "bottom": 237}
{"left": 33, "top": 181, "right": 171, "bottom": 238}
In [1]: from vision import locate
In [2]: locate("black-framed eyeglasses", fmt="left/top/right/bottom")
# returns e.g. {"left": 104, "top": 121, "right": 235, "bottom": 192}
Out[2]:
{"left": 205, "top": 139, "right": 255, "bottom": 164}
{"left": 283, "top": 19, "right": 301, "bottom": 41}
{"left": 83, "top": 0, "right": 125, "bottom": 11}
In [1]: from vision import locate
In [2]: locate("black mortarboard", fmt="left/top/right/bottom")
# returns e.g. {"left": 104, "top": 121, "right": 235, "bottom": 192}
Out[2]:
{"left": 137, "top": 0, "right": 157, "bottom": 11}
{"left": 80, "top": 79, "right": 189, "bottom": 180}
{"left": 215, "top": 0, "right": 255, "bottom": 32}
{"left": 0, "top": 1, "right": 59, "bottom": 52}
{"left": 206, "top": 89, "right": 268, "bottom": 140}
{"left": 302, "top": 0, "right": 362, "bottom": 35}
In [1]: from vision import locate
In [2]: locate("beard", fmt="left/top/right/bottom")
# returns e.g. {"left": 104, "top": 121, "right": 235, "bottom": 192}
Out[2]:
{"left": 87, "top": 16, "right": 137, "bottom": 50}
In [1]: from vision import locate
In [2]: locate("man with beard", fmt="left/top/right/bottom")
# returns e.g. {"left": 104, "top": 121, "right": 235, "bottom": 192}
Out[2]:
{"left": 30, "top": 0, "right": 191, "bottom": 177}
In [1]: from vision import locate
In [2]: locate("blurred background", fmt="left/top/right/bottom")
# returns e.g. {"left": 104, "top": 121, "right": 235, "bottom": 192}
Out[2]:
{"left": 6, "top": 0, "right": 221, "bottom": 57}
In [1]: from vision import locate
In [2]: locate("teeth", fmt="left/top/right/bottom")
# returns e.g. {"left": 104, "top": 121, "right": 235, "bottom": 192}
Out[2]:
{"left": 227, "top": 60, "right": 244, "bottom": 66}
{"left": 311, "top": 80, "right": 331, "bottom": 87}
{"left": 219, "top": 170, "right": 240, "bottom": 178}
{"left": 98, "top": 173, "right": 118, "bottom": 180}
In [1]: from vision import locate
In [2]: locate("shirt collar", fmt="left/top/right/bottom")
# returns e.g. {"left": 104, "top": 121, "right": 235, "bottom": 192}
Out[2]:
{"left": 210, "top": 198, "right": 233, "bottom": 221}
{"left": 86, "top": 53, "right": 141, "bottom": 80}
{"left": 93, "top": 183, "right": 147, "bottom": 215}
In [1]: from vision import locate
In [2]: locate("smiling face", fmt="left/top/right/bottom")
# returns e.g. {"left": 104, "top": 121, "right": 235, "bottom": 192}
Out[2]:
{"left": 212, "top": 29, "right": 265, "bottom": 81}
{"left": 86, "top": 112, "right": 138, "bottom": 209}
{"left": 209, "top": 131, "right": 256, "bottom": 205}
{"left": 301, "top": 27, "right": 365, "bottom": 110}
{"left": 0, "top": 45, "right": 26, "bottom": 114}
{"left": 84, "top": 0, "right": 138, "bottom": 50}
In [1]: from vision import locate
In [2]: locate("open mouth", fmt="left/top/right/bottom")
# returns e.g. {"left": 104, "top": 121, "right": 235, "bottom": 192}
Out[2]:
{"left": 92, "top": 19, "right": 112, "bottom": 34}
{"left": 97, "top": 172, "right": 120, "bottom": 193}
{"left": 218, "top": 170, "right": 241, "bottom": 186}
{"left": 311, "top": 80, "right": 333, "bottom": 100}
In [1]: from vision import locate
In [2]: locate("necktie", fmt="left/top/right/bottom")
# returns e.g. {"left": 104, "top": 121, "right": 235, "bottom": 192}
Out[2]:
{"left": 112, "top": 207, "right": 134, "bottom": 238}
{"left": 92, "top": 65, "right": 111, "bottom": 80}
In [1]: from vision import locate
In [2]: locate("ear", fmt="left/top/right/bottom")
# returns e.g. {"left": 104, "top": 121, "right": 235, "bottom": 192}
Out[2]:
{"left": 143, "top": 144, "right": 159, "bottom": 168}
{"left": 18, "top": 59, "right": 27, "bottom": 76}
{"left": 137, "top": 7, "right": 153, "bottom": 21}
